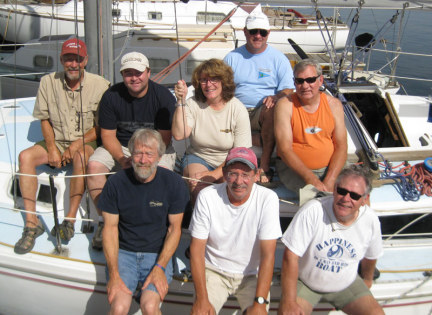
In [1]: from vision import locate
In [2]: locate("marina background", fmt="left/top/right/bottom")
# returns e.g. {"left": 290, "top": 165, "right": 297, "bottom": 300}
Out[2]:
{"left": 0, "top": 4, "right": 431, "bottom": 97}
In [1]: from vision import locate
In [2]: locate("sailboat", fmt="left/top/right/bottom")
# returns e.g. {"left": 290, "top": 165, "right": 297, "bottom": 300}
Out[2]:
{"left": 1, "top": 0, "right": 432, "bottom": 314}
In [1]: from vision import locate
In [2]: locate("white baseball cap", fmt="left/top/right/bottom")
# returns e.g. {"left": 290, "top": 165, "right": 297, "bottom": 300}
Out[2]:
{"left": 245, "top": 11, "right": 270, "bottom": 31}
{"left": 120, "top": 52, "right": 149, "bottom": 72}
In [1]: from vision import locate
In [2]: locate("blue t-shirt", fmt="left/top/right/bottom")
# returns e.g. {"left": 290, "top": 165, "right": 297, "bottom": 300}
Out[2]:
{"left": 98, "top": 80, "right": 176, "bottom": 147}
{"left": 224, "top": 45, "right": 295, "bottom": 108}
{"left": 98, "top": 167, "right": 190, "bottom": 253}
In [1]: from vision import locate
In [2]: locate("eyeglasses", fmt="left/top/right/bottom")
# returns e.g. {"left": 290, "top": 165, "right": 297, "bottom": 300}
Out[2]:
{"left": 336, "top": 186, "right": 364, "bottom": 201}
{"left": 132, "top": 151, "right": 156, "bottom": 159}
{"left": 248, "top": 29, "right": 269, "bottom": 37}
{"left": 226, "top": 171, "right": 253, "bottom": 181}
{"left": 294, "top": 75, "right": 320, "bottom": 85}
{"left": 199, "top": 78, "right": 220, "bottom": 85}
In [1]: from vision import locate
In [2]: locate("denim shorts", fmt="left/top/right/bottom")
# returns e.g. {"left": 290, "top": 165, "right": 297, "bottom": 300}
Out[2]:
{"left": 105, "top": 249, "right": 174, "bottom": 299}
{"left": 180, "top": 154, "right": 215, "bottom": 172}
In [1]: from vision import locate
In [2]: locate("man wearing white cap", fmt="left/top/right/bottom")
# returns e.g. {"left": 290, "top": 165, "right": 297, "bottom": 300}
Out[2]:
{"left": 224, "top": 10, "right": 295, "bottom": 184}
{"left": 87, "top": 51, "right": 177, "bottom": 250}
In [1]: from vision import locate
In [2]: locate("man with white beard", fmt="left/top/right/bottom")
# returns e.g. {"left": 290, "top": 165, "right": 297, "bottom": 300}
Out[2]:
{"left": 99, "top": 128, "right": 189, "bottom": 315}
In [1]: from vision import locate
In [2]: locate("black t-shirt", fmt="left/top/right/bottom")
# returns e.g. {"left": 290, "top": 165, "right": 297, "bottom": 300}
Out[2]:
{"left": 99, "top": 167, "right": 190, "bottom": 253}
{"left": 98, "top": 80, "right": 176, "bottom": 147}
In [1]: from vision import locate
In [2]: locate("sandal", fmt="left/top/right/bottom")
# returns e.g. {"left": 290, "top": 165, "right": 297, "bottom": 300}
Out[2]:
{"left": 259, "top": 168, "right": 274, "bottom": 183}
{"left": 51, "top": 220, "right": 75, "bottom": 241}
{"left": 14, "top": 221, "right": 45, "bottom": 254}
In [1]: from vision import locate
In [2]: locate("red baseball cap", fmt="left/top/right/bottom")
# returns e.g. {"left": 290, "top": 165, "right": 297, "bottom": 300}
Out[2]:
{"left": 225, "top": 147, "right": 258, "bottom": 170}
{"left": 61, "top": 38, "right": 87, "bottom": 57}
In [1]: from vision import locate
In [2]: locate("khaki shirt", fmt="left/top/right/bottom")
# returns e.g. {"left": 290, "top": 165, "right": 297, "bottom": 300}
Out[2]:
{"left": 33, "top": 70, "right": 110, "bottom": 152}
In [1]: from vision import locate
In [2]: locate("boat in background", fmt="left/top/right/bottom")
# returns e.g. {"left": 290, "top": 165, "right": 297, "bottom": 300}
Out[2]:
{"left": 0, "top": 0, "right": 349, "bottom": 53}
{"left": 1, "top": 0, "right": 432, "bottom": 314}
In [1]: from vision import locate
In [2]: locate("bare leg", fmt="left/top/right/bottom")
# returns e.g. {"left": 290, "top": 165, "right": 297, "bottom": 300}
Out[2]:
{"left": 109, "top": 289, "right": 133, "bottom": 315}
{"left": 342, "top": 295, "right": 384, "bottom": 315}
{"left": 259, "top": 106, "right": 275, "bottom": 182}
{"left": 18, "top": 145, "right": 49, "bottom": 226}
{"left": 67, "top": 145, "right": 94, "bottom": 221}
{"left": 183, "top": 163, "right": 212, "bottom": 204}
{"left": 140, "top": 290, "right": 162, "bottom": 315}
{"left": 86, "top": 160, "right": 109, "bottom": 215}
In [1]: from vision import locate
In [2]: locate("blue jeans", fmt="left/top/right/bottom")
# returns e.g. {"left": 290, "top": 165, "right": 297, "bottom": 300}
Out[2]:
{"left": 180, "top": 154, "right": 215, "bottom": 173}
{"left": 106, "top": 249, "right": 174, "bottom": 299}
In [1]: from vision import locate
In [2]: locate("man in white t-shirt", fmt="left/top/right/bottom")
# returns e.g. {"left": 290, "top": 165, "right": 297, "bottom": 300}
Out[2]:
{"left": 189, "top": 147, "right": 282, "bottom": 314}
{"left": 279, "top": 165, "right": 384, "bottom": 315}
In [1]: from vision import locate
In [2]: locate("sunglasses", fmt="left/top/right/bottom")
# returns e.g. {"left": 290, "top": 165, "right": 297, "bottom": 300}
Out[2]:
{"left": 294, "top": 75, "right": 320, "bottom": 85}
{"left": 248, "top": 29, "right": 269, "bottom": 37}
{"left": 336, "top": 186, "right": 364, "bottom": 201}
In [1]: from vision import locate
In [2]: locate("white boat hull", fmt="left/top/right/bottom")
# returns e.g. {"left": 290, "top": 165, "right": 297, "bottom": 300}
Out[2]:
{"left": 0, "top": 94, "right": 432, "bottom": 313}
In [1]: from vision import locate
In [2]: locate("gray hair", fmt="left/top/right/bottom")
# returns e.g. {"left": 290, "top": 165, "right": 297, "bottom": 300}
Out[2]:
{"left": 293, "top": 58, "right": 322, "bottom": 77}
{"left": 335, "top": 164, "right": 373, "bottom": 195}
{"left": 128, "top": 128, "right": 166, "bottom": 157}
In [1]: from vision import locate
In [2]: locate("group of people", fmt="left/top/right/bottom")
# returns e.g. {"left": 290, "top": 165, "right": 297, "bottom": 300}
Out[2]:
{"left": 13, "top": 9, "right": 384, "bottom": 315}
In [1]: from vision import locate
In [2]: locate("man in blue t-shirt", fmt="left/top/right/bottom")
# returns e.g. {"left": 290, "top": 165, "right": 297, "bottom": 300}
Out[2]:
{"left": 99, "top": 128, "right": 189, "bottom": 314}
{"left": 87, "top": 52, "right": 177, "bottom": 250}
{"left": 224, "top": 11, "right": 295, "bottom": 183}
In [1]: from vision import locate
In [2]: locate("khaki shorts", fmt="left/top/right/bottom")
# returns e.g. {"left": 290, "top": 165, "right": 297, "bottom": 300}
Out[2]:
{"left": 275, "top": 158, "right": 328, "bottom": 195}
{"left": 36, "top": 139, "right": 97, "bottom": 155}
{"left": 248, "top": 105, "right": 264, "bottom": 132}
{"left": 88, "top": 144, "right": 176, "bottom": 171}
{"left": 297, "top": 275, "right": 372, "bottom": 310}
{"left": 204, "top": 266, "right": 269, "bottom": 313}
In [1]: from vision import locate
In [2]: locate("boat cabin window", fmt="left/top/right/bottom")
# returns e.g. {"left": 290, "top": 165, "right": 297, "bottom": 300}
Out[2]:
{"left": 149, "top": 58, "right": 169, "bottom": 74}
{"left": 33, "top": 55, "right": 54, "bottom": 69}
{"left": 148, "top": 11, "right": 162, "bottom": 20}
{"left": 187, "top": 60, "right": 203, "bottom": 75}
{"left": 196, "top": 12, "right": 225, "bottom": 23}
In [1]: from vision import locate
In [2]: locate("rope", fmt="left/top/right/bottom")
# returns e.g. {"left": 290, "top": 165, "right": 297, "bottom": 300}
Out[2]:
{"left": 407, "top": 163, "right": 432, "bottom": 197}
{"left": 377, "top": 153, "right": 421, "bottom": 202}
{"left": 151, "top": 6, "right": 239, "bottom": 84}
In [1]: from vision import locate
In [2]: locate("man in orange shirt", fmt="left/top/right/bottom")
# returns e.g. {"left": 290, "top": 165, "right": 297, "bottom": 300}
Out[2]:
{"left": 274, "top": 59, "right": 347, "bottom": 197}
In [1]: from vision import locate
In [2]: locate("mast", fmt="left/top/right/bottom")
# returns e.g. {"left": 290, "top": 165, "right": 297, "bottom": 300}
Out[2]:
{"left": 84, "top": 0, "right": 114, "bottom": 83}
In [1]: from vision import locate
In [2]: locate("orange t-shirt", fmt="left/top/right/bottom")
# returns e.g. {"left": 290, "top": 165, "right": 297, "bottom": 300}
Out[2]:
{"left": 291, "top": 92, "right": 335, "bottom": 169}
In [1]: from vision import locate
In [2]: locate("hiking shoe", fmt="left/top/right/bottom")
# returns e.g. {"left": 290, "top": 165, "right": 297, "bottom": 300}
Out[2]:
{"left": 92, "top": 221, "right": 104, "bottom": 250}
{"left": 14, "top": 221, "right": 45, "bottom": 254}
{"left": 51, "top": 220, "right": 74, "bottom": 241}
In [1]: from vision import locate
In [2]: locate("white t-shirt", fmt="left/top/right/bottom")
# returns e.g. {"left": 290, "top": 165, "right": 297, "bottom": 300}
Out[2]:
{"left": 281, "top": 196, "right": 383, "bottom": 292}
{"left": 189, "top": 183, "right": 282, "bottom": 275}
{"left": 185, "top": 97, "right": 251, "bottom": 168}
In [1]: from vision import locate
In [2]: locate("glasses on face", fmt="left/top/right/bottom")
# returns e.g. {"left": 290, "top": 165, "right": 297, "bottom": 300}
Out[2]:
{"left": 336, "top": 186, "right": 364, "bottom": 201}
{"left": 199, "top": 77, "right": 220, "bottom": 85}
{"left": 294, "top": 75, "right": 320, "bottom": 85}
{"left": 132, "top": 151, "right": 156, "bottom": 159}
{"left": 62, "top": 54, "right": 86, "bottom": 63}
{"left": 226, "top": 171, "right": 253, "bottom": 181}
{"left": 248, "top": 29, "right": 269, "bottom": 37}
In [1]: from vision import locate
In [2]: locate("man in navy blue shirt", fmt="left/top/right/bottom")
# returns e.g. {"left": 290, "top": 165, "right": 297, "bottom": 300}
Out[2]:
{"left": 87, "top": 52, "right": 177, "bottom": 249}
{"left": 99, "top": 128, "right": 189, "bottom": 314}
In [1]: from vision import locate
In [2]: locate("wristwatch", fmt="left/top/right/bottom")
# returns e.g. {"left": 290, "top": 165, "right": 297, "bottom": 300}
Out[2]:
{"left": 254, "top": 296, "right": 269, "bottom": 305}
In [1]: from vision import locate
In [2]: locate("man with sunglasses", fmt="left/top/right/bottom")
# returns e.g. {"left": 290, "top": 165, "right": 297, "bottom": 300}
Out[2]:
{"left": 189, "top": 147, "right": 281, "bottom": 314}
{"left": 14, "top": 38, "right": 110, "bottom": 254}
{"left": 278, "top": 165, "right": 384, "bottom": 315}
{"left": 274, "top": 58, "right": 347, "bottom": 199}
{"left": 224, "top": 10, "right": 294, "bottom": 183}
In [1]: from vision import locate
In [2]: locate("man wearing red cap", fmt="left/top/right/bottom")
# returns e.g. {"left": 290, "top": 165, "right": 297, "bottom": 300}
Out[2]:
{"left": 14, "top": 38, "right": 110, "bottom": 254}
{"left": 189, "top": 147, "right": 282, "bottom": 314}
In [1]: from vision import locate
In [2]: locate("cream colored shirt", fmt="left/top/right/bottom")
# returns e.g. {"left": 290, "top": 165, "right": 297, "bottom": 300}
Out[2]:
{"left": 33, "top": 71, "right": 110, "bottom": 152}
{"left": 185, "top": 97, "right": 252, "bottom": 168}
